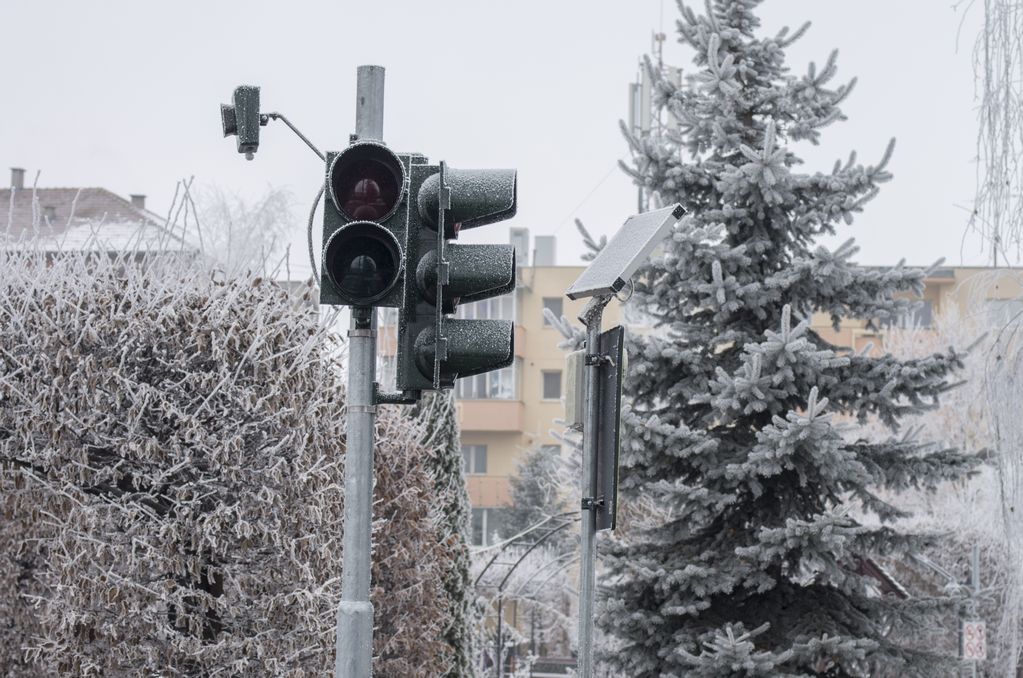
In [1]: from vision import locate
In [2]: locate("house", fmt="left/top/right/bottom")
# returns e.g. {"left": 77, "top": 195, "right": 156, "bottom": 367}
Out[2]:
{"left": 1, "top": 167, "right": 196, "bottom": 254}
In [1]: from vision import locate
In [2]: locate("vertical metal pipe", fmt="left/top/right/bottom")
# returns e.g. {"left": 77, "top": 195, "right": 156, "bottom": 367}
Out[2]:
{"left": 530, "top": 606, "right": 536, "bottom": 678}
{"left": 336, "top": 65, "right": 385, "bottom": 678}
{"left": 355, "top": 66, "right": 385, "bottom": 141}
{"left": 971, "top": 544, "right": 980, "bottom": 678}
{"left": 496, "top": 595, "right": 504, "bottom": 678}
{"left": 336, "top": 310, "right": 377, "bottom": 678}
{"left": 578, "top": 299, "right": 605, "bottom": 678}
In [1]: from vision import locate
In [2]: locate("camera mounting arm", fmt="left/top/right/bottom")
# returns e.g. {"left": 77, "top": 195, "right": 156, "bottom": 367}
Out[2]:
{"left": 221, "top": 85, "right": 324, "bottom": 161}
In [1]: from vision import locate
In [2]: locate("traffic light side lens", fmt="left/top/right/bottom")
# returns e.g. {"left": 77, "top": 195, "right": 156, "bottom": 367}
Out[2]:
{"left": 329, "top": 142, "right": 405, "bottom": 222}
{"left": 323, "top": 222, "right": 403, "bottom": 306}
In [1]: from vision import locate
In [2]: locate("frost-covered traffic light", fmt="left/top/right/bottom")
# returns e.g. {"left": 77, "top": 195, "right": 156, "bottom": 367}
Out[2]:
{"left": 395, "top": 164, "right": 518, "bottom": 392}
{"left": 319, "top": 142, "right": 410, "bottom": 308}
{"left": 315, "top": 139, "right": 518, "bottom": 396}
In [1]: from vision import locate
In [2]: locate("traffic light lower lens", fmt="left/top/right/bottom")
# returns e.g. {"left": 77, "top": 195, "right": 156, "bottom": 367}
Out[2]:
{"left": 323, "top": 222, "right": 403, "bottom": 306}
{"left": 329, "top": 142, "right": 405, "bottom": 222}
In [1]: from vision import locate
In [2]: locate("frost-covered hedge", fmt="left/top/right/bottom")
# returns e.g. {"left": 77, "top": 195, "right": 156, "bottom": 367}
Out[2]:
{"left": 0, "top": 248, "right": 455, "bottom": 676}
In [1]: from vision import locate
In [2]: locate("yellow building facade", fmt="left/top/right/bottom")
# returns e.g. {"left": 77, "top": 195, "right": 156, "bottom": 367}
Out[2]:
{"left": 454, "top": 265, "right": 624, "bottom": 544}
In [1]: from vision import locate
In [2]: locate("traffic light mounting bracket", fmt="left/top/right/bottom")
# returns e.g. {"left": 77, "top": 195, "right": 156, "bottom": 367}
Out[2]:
{"left": 432, "top": 162, "right": 452, "bottom": 390}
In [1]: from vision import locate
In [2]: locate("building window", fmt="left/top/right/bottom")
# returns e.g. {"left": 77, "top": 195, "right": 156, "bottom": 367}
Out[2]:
{"left": 471, "top": 507, "right": 508, "bottom": 546}
{"left": 540, "top": 444, "right": 561, "bottom": 457}
{"left": 542, "top": 297, "right": 563, "bottom": 326}
{"left": 462, "top": 444, "right": 488, "bottom": 474}
{"left": 456, "top": 296, "right": 515, "bottom": 322}
{"left": 455, "top": 359, "right": 520, "bottom": 400}
{"left": 542, "top": 370, "right": 562, "bottom": 400}
{"left": 881, "top": 299, "right": 934, "bottom": 329}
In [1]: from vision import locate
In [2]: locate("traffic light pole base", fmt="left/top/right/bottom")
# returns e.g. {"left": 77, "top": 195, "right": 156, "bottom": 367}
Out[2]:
{"left": 336, "top": 601, "right": 374, "bottom": 677}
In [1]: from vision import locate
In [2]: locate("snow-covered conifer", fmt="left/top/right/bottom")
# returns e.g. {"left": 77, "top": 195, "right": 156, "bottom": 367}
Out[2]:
{"left": 504, "top": 445, "right": 570, "bottom": 551}
{"left": 599, "top": 2, "right": 978, "bottom": 675}
{"left": 413, "top": 391, "right": 479, "bottom": 677}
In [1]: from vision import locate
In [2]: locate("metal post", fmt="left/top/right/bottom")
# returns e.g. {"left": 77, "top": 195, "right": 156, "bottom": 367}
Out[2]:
{"left": 578, "top": 295, "right": 610, "bottom": 678}
{"left": 530, "top": 606, "right": 536, "bottom": 678}
{"left": 335, "top": 65, "right": 385, "bottom": 678}
{"left": 355, "top": 65, "right": 385, "bottom": 141}
{"left": 496, "top": 595, "right": 504, "bottom": 678}
{"left": 971, "top": 545, "right": 980, "bottom": 678}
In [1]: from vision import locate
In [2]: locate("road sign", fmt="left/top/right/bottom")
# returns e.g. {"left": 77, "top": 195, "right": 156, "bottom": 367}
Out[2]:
{"left": 595, "top": 325, "right": 626, "bottom": 531}
{"left": 962, "top": 620, "right": 987, "bottom": 661}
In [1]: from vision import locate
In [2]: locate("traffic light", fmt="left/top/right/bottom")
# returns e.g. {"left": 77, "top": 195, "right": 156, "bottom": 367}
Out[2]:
{"left": 316, "top": 140, "right": 518, "bottom": 395}
{"left": 319, "top": 141, "right": 411, "bottom": 308}
{"left": 395, "top": 163, "right": 518, "bottom": 392}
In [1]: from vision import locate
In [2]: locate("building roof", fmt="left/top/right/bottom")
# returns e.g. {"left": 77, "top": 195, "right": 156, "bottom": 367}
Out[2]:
{"left": 0, "top": 186, "right": 196, "bottom": 253}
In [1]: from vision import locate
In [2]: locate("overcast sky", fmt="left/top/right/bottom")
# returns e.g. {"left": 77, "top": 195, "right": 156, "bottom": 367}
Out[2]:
{"left": 2, "top": 1, "right": 988, "bottom": 275}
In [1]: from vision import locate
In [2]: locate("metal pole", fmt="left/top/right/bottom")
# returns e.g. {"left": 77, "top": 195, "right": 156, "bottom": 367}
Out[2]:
{"left": 496, "top": 595, "right": 504, "bottom": 678}
{"left": 971, "top": 544, "right": 980, "bottom": 678}
{"left": 335, "top": 65, "right": 385, "bottom": 678}
{"left": 578, "top": 295, "right": 609, "bottom": 678}
{"left": 530, "top": 606, "right": 536, "bottom": 678}
{"left": 355, "top": 65, "right": 385, "bottom": 141}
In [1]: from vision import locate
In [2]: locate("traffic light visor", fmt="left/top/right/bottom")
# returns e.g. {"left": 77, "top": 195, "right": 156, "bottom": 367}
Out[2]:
{"left": 329, "top": 142, "right": 405, "bottom": 222}
{"left": 418, "top": 168, "right": 516, "bottom": 232}
{"left": 323, "top": 221, "right": 403, "bottom": 306}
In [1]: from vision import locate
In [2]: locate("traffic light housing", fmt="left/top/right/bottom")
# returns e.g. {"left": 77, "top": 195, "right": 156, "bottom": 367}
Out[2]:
{"left": 317, "top": 141, "right": 518, "bottom": 396}
{"left": 320, "top": 141, "right": 412, "bottom": 308}
{"left": 396, "top": 164, "right": 518, "bottom": 392}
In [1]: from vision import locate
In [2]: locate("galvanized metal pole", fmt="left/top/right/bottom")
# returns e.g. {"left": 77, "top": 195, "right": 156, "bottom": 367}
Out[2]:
{"left": 971, "top": 544, "right": 980, "bottom": 678}
{"left": 335, "top": 64, "right": 385, "bottom": 678}
{"left": 355, "top": 65, "right": 385, "bottom": 141}
{"left": 496, "top": 595, "right": 504, "bottom": 678}
{"left": 578, "top": 295, "right": 610, "bottom": 678}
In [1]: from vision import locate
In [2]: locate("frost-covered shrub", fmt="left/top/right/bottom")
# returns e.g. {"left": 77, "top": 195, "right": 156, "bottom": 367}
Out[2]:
{"left": 872, "top": 298, "right": 1022, "bottom": 677}
{"left": 413, "top": 391, "right": 479, "bottom": 678}
{"left": 0, "top": 246, "right": 454, "bottom": 676}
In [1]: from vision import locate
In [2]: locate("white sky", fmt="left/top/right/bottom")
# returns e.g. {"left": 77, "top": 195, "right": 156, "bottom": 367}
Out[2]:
{"left": 1, "top": 1, "right": 988, "bottom": 275}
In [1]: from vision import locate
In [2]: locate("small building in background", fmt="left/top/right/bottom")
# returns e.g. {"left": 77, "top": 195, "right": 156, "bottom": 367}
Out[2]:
{"left": 1, "top": 167, "right": 196, "bottom": 255}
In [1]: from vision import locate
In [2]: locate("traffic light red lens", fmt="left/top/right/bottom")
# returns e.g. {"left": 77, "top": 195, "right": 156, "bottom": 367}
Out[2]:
{"left": 329, "top": 143, "right": 405, "bottom": 222}
{"left": 323, "top": 222, "right": 403, "bottom": 305}
{"left": 339, "top": 168, "right": 398, "bottom": 221}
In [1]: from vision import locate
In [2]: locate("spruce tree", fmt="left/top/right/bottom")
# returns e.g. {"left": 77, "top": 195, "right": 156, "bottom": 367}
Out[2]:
{"left": 413, "top": 391, "right": 478, "bottom": 677}
{"left": 599, "top": 2, "right": 978, "bottom": 675}
{"left": 503, "top": 445, "right": 569, "bottom": 549}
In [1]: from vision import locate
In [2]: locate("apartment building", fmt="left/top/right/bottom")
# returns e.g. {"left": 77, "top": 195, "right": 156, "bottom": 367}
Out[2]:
{"left": 457, "top": 261, "right": 1023, "bottom": 546}
{"left": 811, "top": 265, "right": 1023, "bottom": 351}
{"left": 385, "top": 223, "right": 1023, "bottom": 547}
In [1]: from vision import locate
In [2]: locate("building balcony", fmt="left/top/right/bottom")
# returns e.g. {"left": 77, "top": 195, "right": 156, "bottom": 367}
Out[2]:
{"left": 466, "top": 474, "right": 511, "bottom": 507}
{"left": 457, "top": 399, "right": 525, "bottom": 432}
